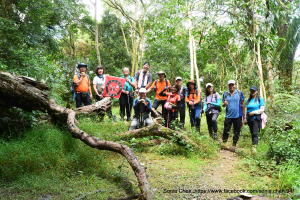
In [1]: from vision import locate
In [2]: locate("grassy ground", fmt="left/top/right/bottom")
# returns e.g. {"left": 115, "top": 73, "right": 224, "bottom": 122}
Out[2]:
{"left": 0, "top": 106, "right": 296, "bottom": 199}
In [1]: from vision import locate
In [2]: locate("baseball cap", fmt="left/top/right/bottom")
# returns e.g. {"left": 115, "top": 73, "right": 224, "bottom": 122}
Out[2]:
{"left": 139, "top": 88, "right": 147, "bottom": 93}
{"left": 175, "top": 77, "right": 182, "bottom": 81}
{"left": 206, "top": 83, "right": 213, "bottom": 88}
{"left": 228, "top": 80, "right": 236, "bottom": 85}
{"left": 250, "top": 86, "right": 258, "bottom": 91}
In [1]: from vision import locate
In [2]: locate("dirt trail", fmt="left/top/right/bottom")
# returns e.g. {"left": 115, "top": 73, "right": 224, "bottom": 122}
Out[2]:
{"left": 134, "top": 148, "right": 282, "bottom": 200}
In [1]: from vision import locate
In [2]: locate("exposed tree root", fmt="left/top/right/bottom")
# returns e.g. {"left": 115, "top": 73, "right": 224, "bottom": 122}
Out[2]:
{"left": 118, "top": 122, "right": 198, "bottom": 147}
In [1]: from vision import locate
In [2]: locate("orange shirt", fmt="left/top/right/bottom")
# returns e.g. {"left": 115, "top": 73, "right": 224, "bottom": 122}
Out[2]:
{"left": 166, "top": 93, "right": 181, "bottom": 105}
{"left": 185, "top": 90, "right": 201, "bottom": 104}
{"left": 73, "top": 74, "right": 90, "bottom": 92}
{"left": 150, "top": 79, "right": 170, "bottom": 100}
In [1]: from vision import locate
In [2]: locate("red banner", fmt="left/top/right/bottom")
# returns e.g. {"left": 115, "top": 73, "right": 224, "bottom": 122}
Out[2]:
{"left": 102, "top": 75, "right": 126, "bottom": 99}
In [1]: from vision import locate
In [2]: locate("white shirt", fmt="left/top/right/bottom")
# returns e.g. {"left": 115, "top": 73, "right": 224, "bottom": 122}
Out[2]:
{"left": 93, "top": 75, "right": 106, "bottom": 86}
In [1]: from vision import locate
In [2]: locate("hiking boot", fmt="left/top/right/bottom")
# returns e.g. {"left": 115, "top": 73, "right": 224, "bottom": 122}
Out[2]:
{"left": 232, "top": 141, "right": 237, "bottom": 147}
{"left": 213, "top": 134, "right": 218, "bottom": 141}
{"left": 196, "top": 126, "right": 200, "bottom": 134}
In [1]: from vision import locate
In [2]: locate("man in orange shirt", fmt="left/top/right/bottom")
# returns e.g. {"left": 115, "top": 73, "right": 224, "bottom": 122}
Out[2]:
{"left": 146, "top": 71, "right": 170, "bottom": 118}
{"left": 73, "top": 63, "right": 93, "bottom": 108}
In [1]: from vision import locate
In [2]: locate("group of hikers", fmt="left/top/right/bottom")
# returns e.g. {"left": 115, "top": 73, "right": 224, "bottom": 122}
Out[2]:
{"left": 73, "top": 62, "right": 266, "bottom": 151}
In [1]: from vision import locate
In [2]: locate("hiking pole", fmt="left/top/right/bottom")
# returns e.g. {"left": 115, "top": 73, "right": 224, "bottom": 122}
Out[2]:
{"left": 126, "top": 86, "right": 131, "bottom": 120}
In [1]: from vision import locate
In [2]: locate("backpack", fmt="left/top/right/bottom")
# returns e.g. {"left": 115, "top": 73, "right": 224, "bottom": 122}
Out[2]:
{"left": 224, "top": 90, "right": 242, "bottom": 102}
{"left": 205, "top": 92, "right": 222, "bottom": 112}
{"left": 154, "top": 79, "right": 169, "bottom": 92}
{"left": 186, "top": 89, "right": 202, "bottom": 108}
{"left": 71, "top": 73, "right": 90, "bottom": 101}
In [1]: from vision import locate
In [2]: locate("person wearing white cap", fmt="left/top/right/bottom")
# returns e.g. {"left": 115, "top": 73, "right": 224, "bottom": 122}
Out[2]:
{"left": 176, "top": 77, "right": 187, "bottom": 129}
{"left": 203, "top": 83, "right": 221, "bottom": 140}
{"left": 221, "top": 80, "right": 245, "bottom": 146}
{"left": 129, "top": 88, "right": 153, "bottom": 130}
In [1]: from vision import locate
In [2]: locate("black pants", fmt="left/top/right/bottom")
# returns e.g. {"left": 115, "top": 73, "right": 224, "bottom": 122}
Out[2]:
{"left": 75, "top": 92, "right": 91, "bottom": 108}
{"left": 119, "top": 93, "right": 133, "bottom": 118}
{"left": 152, "top": 99, "right": 166, "bottom": 116}
{"left": 164, "top": 109, "right": 179, "bottom": 128}
{"left": 206, "top": 113, "right": 219, "bottom": 135}
{"left": 248, "top": 119, "right": 260, "bottom": 145}
{"left": 179, "top": 106, "right": 186, "bottom": 125}
{"left": 223, "top": 117, "right": 242, "bottom": 142}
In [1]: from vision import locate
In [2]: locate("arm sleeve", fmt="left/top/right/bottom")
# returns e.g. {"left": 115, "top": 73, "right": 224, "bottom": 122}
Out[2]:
{"left": 73, "top": 75, "right": 79, "bottom": 82}
{"left": 211, "top": 99, "right": 221, "bottom": 107}
{"left": 251, "top": 105, "right": 265, "bottom": 115}
{"left": 203, "top": 100, "right": 207, "bottom": 111}
{"left": 134, "top": 72, "right": 139, "bottom": 80}
{"left": 148, "top": 73, "right": 152, "bottom": 83}
{"left": 144, "top": 100, "right": 152, "bottom": 112}
{"left": 159, "top": 89, "right": 168, "bottom": 96}
{"left": 93, "top": 76, "right": 97, "bottom": 85}
{"left": 133, "top": 99, "right": 139, "bottom": 110}
{"left": 241, "top": 91, "right": 245, "bottom": 101}
{"left": 150, "top": 81, "right": 155, "bottom": 89}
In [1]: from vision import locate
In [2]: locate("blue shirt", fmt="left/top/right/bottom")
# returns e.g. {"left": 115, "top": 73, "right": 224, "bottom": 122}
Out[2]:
{"left": 222, "top": 90, "right": 245, "bottom": 118}
{"left": 122, "top": 75, "right": 135, "bottom": 92}
{"left": 246, "top": 97, "right": 265, "bottom": 119}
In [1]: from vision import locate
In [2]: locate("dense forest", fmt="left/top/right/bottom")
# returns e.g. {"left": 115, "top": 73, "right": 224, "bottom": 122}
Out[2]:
{"left": 0, "top": 0, "right": 300, "bottom": 199}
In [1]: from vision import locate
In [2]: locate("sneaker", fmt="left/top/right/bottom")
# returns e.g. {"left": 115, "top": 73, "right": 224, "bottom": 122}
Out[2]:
{"left": 126, "top": 117, "right": 131, "bottom": 121}
{"left": 252, "top": 145, "right": 257, "bottom": 153}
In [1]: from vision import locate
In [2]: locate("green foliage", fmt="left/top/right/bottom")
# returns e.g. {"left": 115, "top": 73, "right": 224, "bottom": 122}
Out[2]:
{"left": 0, "top": 124, "right": 107, "bottom": 183}
{"left": 266, "top": 93, "right": 300, "bottom": 163}
{"left": 278, "top": 160, "right": 300, "bottom": 191}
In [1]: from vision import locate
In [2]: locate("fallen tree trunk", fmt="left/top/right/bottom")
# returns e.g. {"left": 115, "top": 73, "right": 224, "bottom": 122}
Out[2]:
{"left": 118, "top": 122, "right": 198, "bottom": 147}
{"left": 0, "top": 72, "right": 153, "bottom": 200}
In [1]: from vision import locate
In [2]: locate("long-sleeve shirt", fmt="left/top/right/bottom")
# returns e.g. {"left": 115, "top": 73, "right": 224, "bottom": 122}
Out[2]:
{"left": 159, "top": 89, "right": 181, "bottom": 110}
{"left": 133, "top": 97, "right": 152, "bottom": 114}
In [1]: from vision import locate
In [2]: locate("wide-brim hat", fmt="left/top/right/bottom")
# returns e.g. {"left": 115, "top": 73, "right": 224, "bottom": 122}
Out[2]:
{"left": 186, "top": 79, "right": 196, "bottom": 87}
{"left": 157, "top": 71, "right": 166, "bottom": 78}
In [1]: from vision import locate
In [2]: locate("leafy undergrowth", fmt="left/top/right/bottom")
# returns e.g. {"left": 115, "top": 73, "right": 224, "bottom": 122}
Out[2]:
{"left": 0, "top": 105, "right": 299, "bottom": 199}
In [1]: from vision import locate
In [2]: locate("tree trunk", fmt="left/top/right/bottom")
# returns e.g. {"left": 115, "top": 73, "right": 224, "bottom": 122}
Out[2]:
{"left": 267, "top": 59, "right": 275, "bottom": 108}
{"left": 171, "top": 55, "right": 175, "bottom": 82}
{"left": 94, "top": 0, "right": 101, "bottom": 66}
{"left": 256, "top": 38, "right": 267, "bottom": 101}
{"left": 192, "top": 36, "right": 201, "bottom": 93}
{"left": 0, "top": 71, "right": 154, "bottom": 200}
{"left": 189, "top": 31, "right": 194, "bottom": 80}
